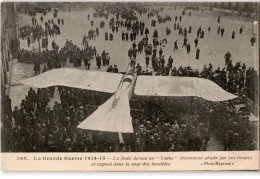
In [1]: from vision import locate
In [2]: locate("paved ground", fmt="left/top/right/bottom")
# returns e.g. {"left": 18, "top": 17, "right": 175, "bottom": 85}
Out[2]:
{"left": 11, "top": 6, "right": 257, "bottom": 108}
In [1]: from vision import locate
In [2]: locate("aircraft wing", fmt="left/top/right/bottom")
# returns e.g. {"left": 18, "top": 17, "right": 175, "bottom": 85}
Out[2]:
{"left": 134, "top": 76, "right": 237, "bottom": 102}
{"left": 21, "top": 68, "right": 123, "bottom": 93}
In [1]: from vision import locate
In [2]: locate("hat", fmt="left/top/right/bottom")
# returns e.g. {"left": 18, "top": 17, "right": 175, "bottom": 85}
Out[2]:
{"left": 66, "top": 138, "right": 71, "bottom": 142}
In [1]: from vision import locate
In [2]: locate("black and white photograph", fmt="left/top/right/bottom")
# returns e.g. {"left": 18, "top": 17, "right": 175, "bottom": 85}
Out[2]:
{"left": 1, "top": 1, "right": 259, "bottom": 155}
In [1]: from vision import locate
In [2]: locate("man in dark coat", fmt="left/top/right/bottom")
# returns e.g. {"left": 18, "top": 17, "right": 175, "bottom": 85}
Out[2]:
{"left": 33, "top": 61, "right": 41, "bottom": 75}
{"left": 232, "top": 31, "right": 235, "bottom": 39}
{"left": 145, "top": 55, "right": 150, "bottom": 68}
{"left": 182, "top": 37, "right": 187, "bottom": 48}
{"left": 160, "top": 55, "right": 165, "bottom": 67}
{"left": 159, "top": 48, "right": 163, "bottom": 59}
{"left": 107, "top": 65, "right": 113, "bottom": 72}
{"left": 194, "top": 37, "right": 199, "bottom": 48}
{"left": 105, "top": 32, "right": 108, "bottom": 41}
{"left": 96, "top": 54, "right": 101, "bottom": 69}
{"left": 113, "top": 65, "right": 118, "bottom": 73}
{"left": 145, "top": 27, "right": 149, "bottom": 35}
{"left": 102, "top": 51, "right": 106, "bottom": 66}
{"left": 250, "top": 36, "right": 256, "bottom": 46}
{"left": 173, "top": 40, "right": 178, "bottom": 51}
{"left": 136, "top": 63, "right": 142, "bottom": 75}
{"left": 240, "top": 27, "right": 243, "bottom": 34}
{"left": 196, "top": 48, "right": 200, "bottom": 60}
{"left": 221, "top": 27, "right": 225, "bottom": 37}
{"left": 168, "top": 56, "right": 173, "bottom": 69}
{"left": 27, "top": 37, "right": 31, "bottom": 47}
{"left": 186, "top": 43, "right": 191, "bottom": 54}
{"left": 122, "top": 31, "right": 125, "bottom": 41}
{"left": 224, "top": 51, "right": 231, "bottom": 66}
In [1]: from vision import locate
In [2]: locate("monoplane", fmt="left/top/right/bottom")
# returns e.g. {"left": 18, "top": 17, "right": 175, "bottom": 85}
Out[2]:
{"left": 21, "top": 66, "right": 237, "bottom": 142}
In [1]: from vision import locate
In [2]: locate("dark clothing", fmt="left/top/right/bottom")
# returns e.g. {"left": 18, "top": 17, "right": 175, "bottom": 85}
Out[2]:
{"left": 145, "top": 56, "right": 150, "bottom": 66}
{"left": 113, "top": 67, "right": 118, "bottom": 73}
{"left": 196, "top": 49, "right": 200, "bottom": 59}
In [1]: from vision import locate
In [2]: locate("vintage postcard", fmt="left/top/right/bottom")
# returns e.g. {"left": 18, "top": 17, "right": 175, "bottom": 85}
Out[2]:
{"left": 1, "top": 1, "right": 259, "bottom": 171}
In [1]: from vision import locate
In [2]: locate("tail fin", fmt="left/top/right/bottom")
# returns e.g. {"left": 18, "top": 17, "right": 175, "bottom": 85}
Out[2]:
{"left": 77, "top": 93, "right": 133, "bottom": 133}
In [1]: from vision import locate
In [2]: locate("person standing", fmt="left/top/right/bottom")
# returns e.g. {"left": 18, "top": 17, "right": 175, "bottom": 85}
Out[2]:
{"left": 194, "top": 37, "right": 199, "bottom": 48}
{"left": 232, "top": 31, "right": 235, "bottom": 39}
{"left": 240, "top": 27, "right": 243, "bottom": 34}
{"left": 179, "top": 16, "right": 182, "bottom": 22}
{"left": 200, "top": 30, "right": 204, "bottom": 38}
{"left": 196, "top": 48, "right": 200, "bottom": 60}
{"left": 112, "top": 26, "right": 115, "bottom": 33}
{"left": 106, "top": 53, "right": 110, "bottom": 66}
{"left": 27, "top": 36, "right": 31, "bottom": 47}
{"left": 188, "top": 26, "right": 192, "bottom": 33}
{"left": 96, "top": 27, "right": 99, "bottom": 37}
{"left": 136, "top": 63, "right": 142, "bottom": 75}
{"left": 221, "top": 27, "right": 225, "bottom": 37}
{"left": 33, "top": 61, "right": 41, "bottom": 75}
{"left": 105, "top": 32, "right": 108, "bottom": 41}
{"left": 102, "top": 50, "right": 106, "bottom": 66}
{"left": 182, "top": 37, "right": 187, "bottom": 48}
{"left": 145, "top": 27, "right": 149, "bottom": 35}
{"left": 93, "top": 47, "right": 97, "bottom": 57}
{"left": 145, "top": 55, "right": 150, "bottom": 68}
{"left": 173, "top": 40, "right": 178, "bottom": 51}
{"left": 87, "top": 58, "right": 91, "bottom": 70}
{"left": 168, "top": 56, "right": 173, "bottom": 69}
{"left": 250, "top": 35, "right": 256, "bottom": 46}
{"left": 96, "top": 54, "right": 101, "bottom": 69}
{"left": 159, "top": 48, "right": 163, "bottom": 59}
{"left": 224, "top": 51, "right": 231, "bottom": 66}
{"left": 160, "top": 55, "right": 165, "bottom": 67}
{"left": 186, "top": 43, "right": 191, "bottom": 54}
{"left": 122, "top": 31, "right": 125, "bottom": 41}
{"left": 218, "top": 16, "right": 220, "bottom": 23}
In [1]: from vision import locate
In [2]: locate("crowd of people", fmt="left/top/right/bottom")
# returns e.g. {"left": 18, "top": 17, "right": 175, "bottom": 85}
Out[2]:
{"left": 19, "top": 9, "right": 64, "bottom": 49}
{"left": 20, "top": 6, "right": 51, "bottom": 16}
{"left": 18, "top": 38, "right": 119, "bottom": 75}
{"left": 2, "top": 4, "right": 258, "bottom": 152}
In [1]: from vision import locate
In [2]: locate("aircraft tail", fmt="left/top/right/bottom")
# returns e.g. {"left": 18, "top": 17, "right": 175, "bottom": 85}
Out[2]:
{"left": 77, "top": 93, "right": 134, "bottom": 133}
